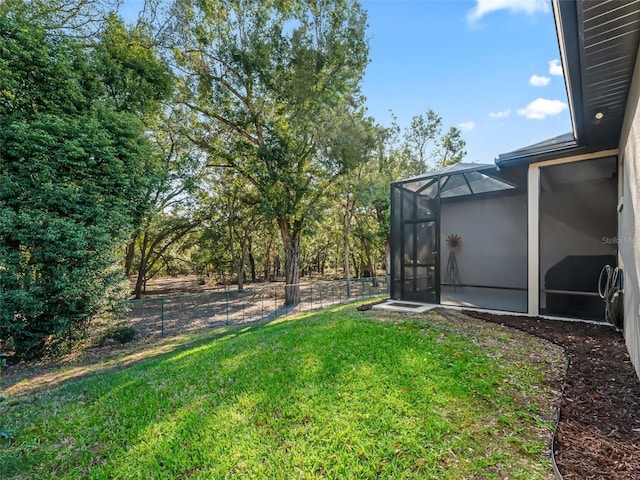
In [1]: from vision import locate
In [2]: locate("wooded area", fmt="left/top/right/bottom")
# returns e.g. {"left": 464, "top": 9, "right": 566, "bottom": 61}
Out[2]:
{"left": 0, "top": 0, "right": 466, "bottom": 359}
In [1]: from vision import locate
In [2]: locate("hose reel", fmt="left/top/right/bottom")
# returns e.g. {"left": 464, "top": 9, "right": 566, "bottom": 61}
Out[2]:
{"left": 598, "top": 265, "right": 624, "bottom": 329}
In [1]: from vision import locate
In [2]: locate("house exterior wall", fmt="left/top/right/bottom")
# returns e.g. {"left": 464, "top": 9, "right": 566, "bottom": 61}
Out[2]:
{"left": 618, "top": 49, "right": 640, "bottom": 379}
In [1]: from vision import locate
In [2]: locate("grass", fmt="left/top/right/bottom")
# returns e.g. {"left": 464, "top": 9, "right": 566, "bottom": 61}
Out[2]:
{"left": 0, "top": 303, "right": 563, "bottom": 479}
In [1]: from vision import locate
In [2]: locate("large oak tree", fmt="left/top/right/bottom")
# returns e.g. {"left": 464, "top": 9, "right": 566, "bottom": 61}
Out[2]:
{"left": 170, "top": 0, "right": 369, "bottom": 305}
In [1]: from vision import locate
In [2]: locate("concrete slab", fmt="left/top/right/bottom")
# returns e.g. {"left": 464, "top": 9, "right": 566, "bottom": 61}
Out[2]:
{"left": 373, "top": 300, "right": 437, "bottom": 313}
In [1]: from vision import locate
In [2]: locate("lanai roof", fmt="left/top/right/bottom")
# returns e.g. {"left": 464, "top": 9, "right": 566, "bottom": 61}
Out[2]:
{"left": 397, "top": 162, "right": 518, "bottom": 200}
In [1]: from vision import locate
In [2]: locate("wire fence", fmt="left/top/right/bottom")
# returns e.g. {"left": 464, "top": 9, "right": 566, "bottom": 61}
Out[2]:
{"left": 125, "top": 276, "right": 390, "bottom": 338}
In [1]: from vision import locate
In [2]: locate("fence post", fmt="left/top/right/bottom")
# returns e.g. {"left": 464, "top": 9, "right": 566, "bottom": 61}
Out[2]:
{"left": 225, "top": 289, "right": 230, "bottom": 325}
{"left": 261, "top": 288, "right": 264, "bottom": 321}
{"left": 310, "top": 285, "right": 313, "bottom": 312}
{"left": 161, "top": 297, "right": 165, "bottom": 337}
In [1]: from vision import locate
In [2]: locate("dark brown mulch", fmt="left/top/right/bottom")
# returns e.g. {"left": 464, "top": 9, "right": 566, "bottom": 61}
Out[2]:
{"left": 464, "top": 310, "right": 640, "bottom": 480}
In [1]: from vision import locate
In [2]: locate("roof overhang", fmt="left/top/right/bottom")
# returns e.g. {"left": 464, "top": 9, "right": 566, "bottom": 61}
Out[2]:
{"left": 497, "top": 0, "right": 640, "bottom": 169}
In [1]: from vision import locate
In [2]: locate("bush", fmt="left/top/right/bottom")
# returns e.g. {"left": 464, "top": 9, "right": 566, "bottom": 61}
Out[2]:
{"left": 95, "top": 323, "right": 137, "bottom": 347}
{"left": 0, "top": 12, "right": 168, "bottom": 361}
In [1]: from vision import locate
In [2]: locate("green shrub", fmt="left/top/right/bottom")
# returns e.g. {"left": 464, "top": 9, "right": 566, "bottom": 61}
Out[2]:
{"left": 95, "top": 323, "right": 137, "bottom": 346}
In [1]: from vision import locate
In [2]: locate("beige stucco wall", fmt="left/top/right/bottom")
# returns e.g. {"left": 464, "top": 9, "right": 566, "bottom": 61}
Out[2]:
{"left": 618, "top": 48, "right": 640, "bottom": 379}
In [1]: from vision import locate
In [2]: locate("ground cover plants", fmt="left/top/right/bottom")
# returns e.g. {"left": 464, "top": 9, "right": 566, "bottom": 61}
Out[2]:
{"left": 0, "top": 304, "right": 565, "bottom": 479}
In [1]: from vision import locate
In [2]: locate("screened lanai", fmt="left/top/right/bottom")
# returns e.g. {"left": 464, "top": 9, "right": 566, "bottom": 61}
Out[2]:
{"left": 390, "top": 163, "right": 529, "bottom": 312}
{"left": 391, "top": 154, "right": 619, "bottom": 319}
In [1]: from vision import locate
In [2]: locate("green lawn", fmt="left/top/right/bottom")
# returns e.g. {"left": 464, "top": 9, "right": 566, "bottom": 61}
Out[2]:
{"left": 0, "top": 304, "right": 562, "bottom": 479}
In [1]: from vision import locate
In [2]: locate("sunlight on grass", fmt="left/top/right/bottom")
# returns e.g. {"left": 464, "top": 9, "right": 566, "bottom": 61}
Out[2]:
{"left": 0, "top": 305, "right": 562, "bottom": 479}
{"left": 2, "top": 325, "right": 236, "bottom": 398}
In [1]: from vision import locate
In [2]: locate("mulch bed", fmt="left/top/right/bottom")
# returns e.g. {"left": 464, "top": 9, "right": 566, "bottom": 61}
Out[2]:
{"left": 464, "top": 310, "right": 640, "bottom": 479}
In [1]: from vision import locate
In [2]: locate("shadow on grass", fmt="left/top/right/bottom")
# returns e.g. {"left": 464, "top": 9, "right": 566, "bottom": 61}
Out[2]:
{"left": 1, "top": 317, "right": 284, "bottom": 401}
{"left": 1, "top": 299, "right": 378, "bottom": 401}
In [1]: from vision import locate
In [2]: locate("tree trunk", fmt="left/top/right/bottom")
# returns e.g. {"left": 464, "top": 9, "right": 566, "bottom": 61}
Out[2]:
{"left": 342, "top": 191, "right": 357, "bottom": 297}
{"left": 237, "top": 223, "right": 252, "bottom": 291}
{"left": 236, "top": 262, "right": 244, "bottom": 291}
{"left": 344, "top": 228, "right": 351, "bottom": 298}
{"left": 385, "top": 237, "right": 391, "bottom": 275}
{"left": 124, "top": 232, "right": 138, "bottom": 277}
{"left": 361, "top": 236, "right": 377, "bottom": 286}
{"left": 249, "top": 241, "right": 256, "bottom": 283}
{"left": 275, "top": 254, "right": 281, "bottom": 277}
{"left": 134, "top": 270, "right": 144, "bottom": 299}
{"left": 351, "top": 253, "right": 360, "bottom": 278}
{"left": 134, "top": 231, "right": 150, "bottom": 299}
{"left": 278, "top": 218, "right": 301, "bottom": 306}
{"left": 263, "top": 237, "right": 273, "bottom": 281}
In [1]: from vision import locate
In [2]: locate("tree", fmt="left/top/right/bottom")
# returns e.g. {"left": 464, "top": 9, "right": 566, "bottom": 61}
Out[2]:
{"left": 0, "top": 11, "right": 171, "bottom": 358}
{"left": 188, "top": 209, "right": 234, "bottom": 284}
{"left": 402, "top": 109, "right": 442, "bottom": 175}
{"left": 217, "top": 169, "right": 260, "bottom": 291}
{"left": 349, "top": 121, "right": 401, "bottom": 275}
{"left": 1, "top": 0, "right": 117, "bottom": 35}
{"left": 125, "top": 111, "right": 205, "bottom": 298}
{"left": 438, "top": 126, "right": 467, "bottom": 168}
{"left": 170, "top": 0, "right": 369, "bottom": 306}
{"left": 400, "top": 109, "right": 466, "bottom": 174}
{"left": 323, "top": 113, "right": 376, "bottom": 293}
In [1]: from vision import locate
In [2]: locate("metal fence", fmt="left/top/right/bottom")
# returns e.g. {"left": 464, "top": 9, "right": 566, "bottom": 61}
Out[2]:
{"left": 125, "top": 277, "right": 390, "bottom": 338}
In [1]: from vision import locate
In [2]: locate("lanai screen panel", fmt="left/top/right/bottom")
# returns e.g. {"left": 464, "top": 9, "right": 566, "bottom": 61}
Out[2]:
{"left": 391, "top": 184, "right": 402, "bottom": 298}
{"left": 390, "top": 177, "right": 440, "bottom": 303}
{"left": 440, "top": 182, "right": 528, "bottom": 313}
{"left": 539, "top": 157, "right": 617, "bottom": 320}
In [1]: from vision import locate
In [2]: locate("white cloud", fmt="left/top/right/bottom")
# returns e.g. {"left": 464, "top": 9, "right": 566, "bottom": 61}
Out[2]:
{"left": 517, "top": 98, "right": 567, "bottom": 119}
{"left": 529, "top": 74, "right": 551, "bottom": 87}
{"left": 489, "top": 109, "right": 511, "bottom": 119}
{"left": 468, "top": 0, "right": 549, "bottom": 22}
{"left": 549, "top": 59, "right": 563, "bottom": 76}
{"left": 458, "top": 121, "right": 476, "bottom": 131}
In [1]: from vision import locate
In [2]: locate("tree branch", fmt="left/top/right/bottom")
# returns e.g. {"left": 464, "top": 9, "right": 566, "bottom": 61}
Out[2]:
{"left": 182, "top": 101, "right": 259, "bottom": 146}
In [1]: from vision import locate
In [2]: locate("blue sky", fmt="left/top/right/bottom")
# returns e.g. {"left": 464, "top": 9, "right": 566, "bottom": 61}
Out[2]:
{"left": 361, "top": 0, "right": 572, "bottom": 164}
